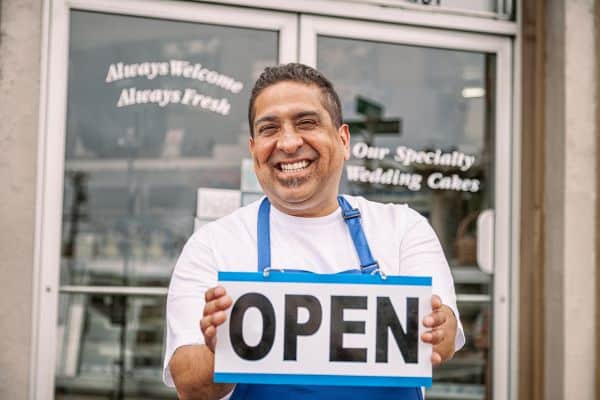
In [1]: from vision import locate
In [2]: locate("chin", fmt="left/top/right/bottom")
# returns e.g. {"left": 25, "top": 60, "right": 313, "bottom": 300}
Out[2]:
{"left": 275, "top": 190, "right": 311, "bottom": 204}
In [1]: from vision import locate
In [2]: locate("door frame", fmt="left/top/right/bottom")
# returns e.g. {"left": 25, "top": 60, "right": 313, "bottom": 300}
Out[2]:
{"left": 34, "top": 2, "right": 519, "bottom": 399}
{"left": 300, "top": 15, "right": 515, "bottom": 400}
{"left": 32, "top": 0, "right": 297, "bottom": 398}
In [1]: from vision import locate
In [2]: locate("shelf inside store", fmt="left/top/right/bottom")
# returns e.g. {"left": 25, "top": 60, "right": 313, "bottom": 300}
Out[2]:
{"left": 55, "top": 373, "right": 176, "bottom": 398}
{"left": 434, "top": 353, "right": 486, "bottom": 379}
{"left": 64, "top": 260, "right": 493, "bottom": 293}
{"left": 68, "top": 257, "right": 175, "bottom": 282}
{"left": 450, "top": 266, "right": 490, "bottom": 284}
{"left": 65, "top": 156, "right": 241, "bottom": 172}
{"left": 426, "top": 383, "right": 485, "bottom": 400}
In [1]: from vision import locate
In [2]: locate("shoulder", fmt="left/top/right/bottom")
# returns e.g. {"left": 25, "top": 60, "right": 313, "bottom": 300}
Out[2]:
{"left": 196, "top": 197, "right": 262, "bottom": 241}
{"left": 189, "top": 198, "right": 262, "bottom": 253}
{"left": 342, "top": 194, "right": 424, "bottom": 222}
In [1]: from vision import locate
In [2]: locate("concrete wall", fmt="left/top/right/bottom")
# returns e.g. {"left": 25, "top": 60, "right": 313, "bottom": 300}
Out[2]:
{"left": 544, "top": 1, "right": 598, "bottom": 399}
{"left": 0, "top": 0, "right": 43, "bottom": 399}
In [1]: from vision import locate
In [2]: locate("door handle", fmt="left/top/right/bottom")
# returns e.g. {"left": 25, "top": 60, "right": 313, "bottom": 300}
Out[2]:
{"left": 476, "top": 209, "right": 494, "bottom": 274}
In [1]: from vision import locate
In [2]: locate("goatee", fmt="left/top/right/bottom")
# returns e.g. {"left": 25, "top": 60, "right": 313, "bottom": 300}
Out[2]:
{"left": 278, "top": 175, "right": 311, "bottom": 188}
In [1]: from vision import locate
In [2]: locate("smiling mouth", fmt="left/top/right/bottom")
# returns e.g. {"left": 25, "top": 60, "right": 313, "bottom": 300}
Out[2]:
{"left": 277, "top": 160, "right": 312, "bottom": 173}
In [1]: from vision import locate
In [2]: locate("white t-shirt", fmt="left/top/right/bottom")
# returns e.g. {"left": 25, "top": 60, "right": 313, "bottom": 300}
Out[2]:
{"left": 163, "top": 195, "right": 465, "bottom": 387}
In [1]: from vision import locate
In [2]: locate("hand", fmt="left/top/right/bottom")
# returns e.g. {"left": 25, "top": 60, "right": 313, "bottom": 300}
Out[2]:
{"left": 200, "top": 286, "right": 233, "bottom": 353}
{"left": 421, "top": 294, "right": 457, "bottom": 366}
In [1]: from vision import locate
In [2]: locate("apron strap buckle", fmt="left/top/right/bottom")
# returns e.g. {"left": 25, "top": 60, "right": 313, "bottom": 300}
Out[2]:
{"left": 362, "top": 262, "right": 387, "bottom": 280}
{"left": 342, "top": 208, "right": 361, "bottom": 220}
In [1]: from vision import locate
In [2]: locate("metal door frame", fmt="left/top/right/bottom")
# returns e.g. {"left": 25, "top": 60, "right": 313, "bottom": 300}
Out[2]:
{"left": 32, "top": 1, "right": 297, "bottom": 398}
{"left": 300, "top": 15, "right": 515, "bottom": 400}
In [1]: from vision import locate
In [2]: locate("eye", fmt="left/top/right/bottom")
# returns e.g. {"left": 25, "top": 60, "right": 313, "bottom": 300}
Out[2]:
{"left": 297, "top": 119, "right": 317, "bottom": 129}
{"left": 257, "top": 124, "right": 278, "bottom": 136}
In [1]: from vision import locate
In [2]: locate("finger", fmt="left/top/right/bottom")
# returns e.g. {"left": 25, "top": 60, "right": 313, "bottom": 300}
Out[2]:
{"left": 203, "top": 324, "right": 216, "bottom": 340}
{"left": 205, "top": 286, "right": 226, "bottom": 302}
{"left": 431, "top": 294, "right": 442, "bottom": 310}
{"left": 207, "top": 336, "right": 217, "bottom": 353}
{"left": 204, "top": 327, "right": 217, "bottom": 353}
{"left": 431, "top": 351, "right": 442, "bottom": 366}
{"left": 203, "top": 296, "right": 233, "bottom": 316}
{"left": 210, "top": 310, "right": 228, "bottom": 326}
{"left": 423, "top": 309, "right": 447, "bottom": 328}
{"left": 421, "top": 329, "right": 445, "bottom": 345}
{"left": 200, "top": 310, "right": 228, "bottom": 334}
{"left": 200, "top": 316, "right": 212, "bottom": 333}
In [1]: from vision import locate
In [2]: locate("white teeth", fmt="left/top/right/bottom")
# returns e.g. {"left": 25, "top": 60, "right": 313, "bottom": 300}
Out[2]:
{"left": 280, "top": 160, "right": 309, "bottom": 172}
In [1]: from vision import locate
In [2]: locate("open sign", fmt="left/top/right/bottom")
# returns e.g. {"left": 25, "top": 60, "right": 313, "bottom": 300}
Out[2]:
{"left": 214, "top": 272, "right": 432, "bottom": 387}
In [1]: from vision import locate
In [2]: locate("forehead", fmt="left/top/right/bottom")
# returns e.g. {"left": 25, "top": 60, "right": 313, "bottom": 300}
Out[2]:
{"left": 253, "top": 81, "right": 327, "bottom": 120}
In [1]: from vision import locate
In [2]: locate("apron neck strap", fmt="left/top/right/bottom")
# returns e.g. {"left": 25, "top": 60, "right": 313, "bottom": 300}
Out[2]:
{"left": 257, "top": 196, "right": 379, "bottom": 274}
{"left": 257, "top": 197, "right": 271, "bottom": 273}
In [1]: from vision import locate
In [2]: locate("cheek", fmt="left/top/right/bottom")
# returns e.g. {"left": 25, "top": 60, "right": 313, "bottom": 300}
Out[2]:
{"left": 252, "top": 142, "right": 274, "bottom": 164}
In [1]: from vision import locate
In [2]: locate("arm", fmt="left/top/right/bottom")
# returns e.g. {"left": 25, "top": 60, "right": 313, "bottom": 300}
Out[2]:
{"left": 169, "top": 344, "right": 234, "bottom": 400}
{"left": 169, "top": 286, "right": 234, "bottom": 400}
{"left": 397, "top": 208, "right": 465, "bottom": 364}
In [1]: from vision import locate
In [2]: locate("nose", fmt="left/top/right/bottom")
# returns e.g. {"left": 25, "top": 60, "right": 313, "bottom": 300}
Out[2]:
{"left": 276, "top": 125, "right": 303, "bottom": 154}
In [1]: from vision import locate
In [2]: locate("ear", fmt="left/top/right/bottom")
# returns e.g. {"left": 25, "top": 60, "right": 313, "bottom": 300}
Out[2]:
{"left": 338, "top": 124, "right": 351, "bottom": 160}
{"left": 248, "top": 136, "right": 255, "bottom": 154}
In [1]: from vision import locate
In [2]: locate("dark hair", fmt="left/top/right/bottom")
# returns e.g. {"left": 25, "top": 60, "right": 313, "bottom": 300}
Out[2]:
{"left": 248, "top": 63, "right": 343, "bottom": 137}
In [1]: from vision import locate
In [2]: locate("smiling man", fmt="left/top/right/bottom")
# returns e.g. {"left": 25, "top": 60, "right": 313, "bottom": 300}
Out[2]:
{"left": 163, "top": 63, "right": 464, "bottom": 400}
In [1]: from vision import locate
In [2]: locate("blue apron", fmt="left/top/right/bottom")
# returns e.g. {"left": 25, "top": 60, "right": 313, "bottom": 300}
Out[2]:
{"left": 229, "top": 196, "right": 423, "bottom": 400}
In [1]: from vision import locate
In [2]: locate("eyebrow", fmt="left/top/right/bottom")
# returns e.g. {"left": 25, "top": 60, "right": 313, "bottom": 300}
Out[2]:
{"left": 254, "top": 115, "right": 280, "bottom": 127}
{"left": 293, "top": 111, "right": 321, "bottom": 120}
{"left": 254, "top": 110, "right": 322, "bottom": 128}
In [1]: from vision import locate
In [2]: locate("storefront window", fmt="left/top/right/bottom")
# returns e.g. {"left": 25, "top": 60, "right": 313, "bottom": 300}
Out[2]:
{"left": 318, "top": 36, "right": 494, "bottom": 400}
{"left": 61, "top": 11, "right": 276, "bottom": 288}
{"left": 56, "top": 10, "right": 278, "bottom": 398}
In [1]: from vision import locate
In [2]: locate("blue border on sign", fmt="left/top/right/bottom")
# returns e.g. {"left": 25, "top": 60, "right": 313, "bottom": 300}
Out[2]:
{"left": 218, "top": 271, "right": 431, "bottom": 286}
{"left": 214, "top": 372, "right": 432, "bottom": 387}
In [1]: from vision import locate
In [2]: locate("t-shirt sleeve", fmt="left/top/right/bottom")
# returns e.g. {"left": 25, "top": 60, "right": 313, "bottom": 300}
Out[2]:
{"left": 398, "top": 208, "right": 466, "bottom": 352}
{"left": 162, "top": 229, "right": 219, "bottom": 387}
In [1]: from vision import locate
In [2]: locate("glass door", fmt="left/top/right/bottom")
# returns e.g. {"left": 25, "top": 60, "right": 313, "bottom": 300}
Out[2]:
{"left": 300, "top": 16, "right": 512, "bottom": 400}
{"left": 37, "top": 1, "right": 296, "bottom": 399}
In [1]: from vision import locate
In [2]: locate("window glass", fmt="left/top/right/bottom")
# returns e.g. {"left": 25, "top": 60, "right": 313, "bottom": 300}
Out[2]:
{"left": 318, "top": 35, "right": 494, "bottom": 400}
{"left": 56, "top": 293, "right": 174, "bottom": 398}
{"left": 61, "top": 11, "right": 277, "bottom": 288}
{"left": 56, "top": 10, "right": 278, "bottom": 398}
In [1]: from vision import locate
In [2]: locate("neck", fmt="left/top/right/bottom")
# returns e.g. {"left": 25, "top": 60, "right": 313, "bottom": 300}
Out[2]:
{"left": 268, "top": 196, "right": 340, "bottom": 218}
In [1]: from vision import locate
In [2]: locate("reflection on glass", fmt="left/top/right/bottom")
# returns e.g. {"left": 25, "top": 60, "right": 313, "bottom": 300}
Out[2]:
{"left": 55, "top": 293, "right": 174, "bottom": 399}
{"left": 60, "top": 11, "right": 277, "bottom": 287}
{"left": 318, "top": 36, "right": 495, "bottom": 399}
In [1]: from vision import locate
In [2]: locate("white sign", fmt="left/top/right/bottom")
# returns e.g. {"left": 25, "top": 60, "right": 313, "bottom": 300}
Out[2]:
{"left": 214, "top": 272, "right": 432, "bottom": 387}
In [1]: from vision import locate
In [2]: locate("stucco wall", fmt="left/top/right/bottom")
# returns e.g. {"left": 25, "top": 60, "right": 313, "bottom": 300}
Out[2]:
{"left": 0, "top": 0, "right": 43, "bottom": 399}
{"left": 545, "top": 0, "right": 598, "bottom": 399}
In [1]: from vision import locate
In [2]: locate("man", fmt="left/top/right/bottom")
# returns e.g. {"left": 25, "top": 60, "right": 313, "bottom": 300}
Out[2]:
{"left": 163, "top": 63, "right": 464, "bottom": 400}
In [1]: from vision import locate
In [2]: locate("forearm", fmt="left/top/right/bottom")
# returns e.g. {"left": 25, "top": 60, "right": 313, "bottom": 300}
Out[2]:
{"left": 169, "top": 344, "right": 235, "bottom": 400}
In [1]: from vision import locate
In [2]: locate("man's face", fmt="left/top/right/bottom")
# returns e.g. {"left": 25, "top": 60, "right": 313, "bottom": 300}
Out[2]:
{"left": 249, "top": 81, "right": 350, "bottom": 217}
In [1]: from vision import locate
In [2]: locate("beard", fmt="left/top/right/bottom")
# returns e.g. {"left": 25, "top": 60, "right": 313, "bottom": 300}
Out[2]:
{"left": 277, "top": 173, "right": 312, "bottom": 188}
